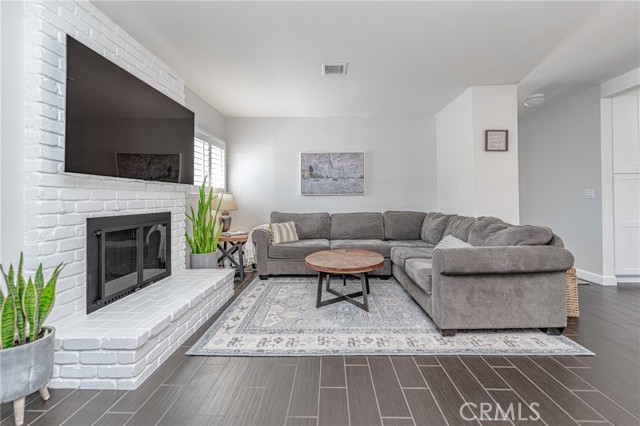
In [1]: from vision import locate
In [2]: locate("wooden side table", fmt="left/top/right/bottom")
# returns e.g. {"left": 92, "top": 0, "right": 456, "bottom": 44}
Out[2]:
{"left": 217, "top": 234, "right": 248, "bottom": 280}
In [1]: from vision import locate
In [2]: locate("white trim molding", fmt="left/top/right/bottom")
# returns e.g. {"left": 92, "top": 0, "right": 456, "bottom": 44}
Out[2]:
{"left": 576, "top": 268, "right": 618, "bottom": 286}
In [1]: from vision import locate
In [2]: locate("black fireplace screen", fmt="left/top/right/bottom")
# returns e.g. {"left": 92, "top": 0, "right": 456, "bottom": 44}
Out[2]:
{"left": 86, "top": 213, "right": 171, "bottom": 313}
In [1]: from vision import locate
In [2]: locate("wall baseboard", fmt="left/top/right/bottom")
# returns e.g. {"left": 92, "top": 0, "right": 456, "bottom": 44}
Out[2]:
{"left": 576, "top": 268, "right": 618, "bottom": 286}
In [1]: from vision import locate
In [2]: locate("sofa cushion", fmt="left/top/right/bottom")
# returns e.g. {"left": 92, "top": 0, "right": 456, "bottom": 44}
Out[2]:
{"left": 404, "top": 258, "right": 433, "bottom": 294}
{"left": 271, "top": 212, "right": 330, "bottom": 240}
{"left": 442, "top": 215, "right": 476, "bottom": 242}
{"left": 421, "top": 212, "right": 451, "bottom": 244}
{"left": 330, "top": 239, "right": 391, "bottom": 257}
{"left": 468, "top": 216, "right": 554, "bottom": 247}
{"left": 269, "top": 239, "right": 330, "bottom": 259}
{"left": 383, "top": 211, "right": 427, "bottom": 240}
{"left": 330, "top": 212, "right": 384, "bottom": 240}
{"left": 390, "top": 247, "right": 434, "bottom": 268}
{"left": 388, "top": 240, "right": 434, "bottom": 248}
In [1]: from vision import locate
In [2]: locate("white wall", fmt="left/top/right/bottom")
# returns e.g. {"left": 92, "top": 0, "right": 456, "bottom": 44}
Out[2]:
{"left": 436, "top": 88, "right": 475, "bottom": 216}
{"left": 472, "top": 86, "right": 519, "bottom": 223}
{"left": 0, "top": 1, "right": 25, "bottom": 267}
{"left": 227, "top": 115, "right": 437, "bottom": 230}
{"left": 519, "top": 85, "right": 603, "bottom": 276}
{"left": 185, "top": 87, "right": 227, "bottom": 141}
{"left": 436, "top": 85, "right": 519, "bottom": 223}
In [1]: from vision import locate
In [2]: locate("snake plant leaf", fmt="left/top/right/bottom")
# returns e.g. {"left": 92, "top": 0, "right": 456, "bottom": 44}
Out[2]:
{"left": 34, "top": 263, "right": 45, "bottom": 295}
{"left": 0, "top": 292, "right": 16, "bottom": 349}
{"left": 37, "top": 263, "right": 62, "bottom": 336}
{"left": 22, "top": 277, "right": 38, "bottom": 341}
{"left": 0, "top": 264, "right": 16, "bottom": 299}
{"left": 15, "top": 255, "right": 28, "bottom": 344}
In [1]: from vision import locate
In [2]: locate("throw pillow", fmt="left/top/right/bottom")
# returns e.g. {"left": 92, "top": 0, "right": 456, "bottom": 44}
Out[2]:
{"left": 421, "top": 212, "right": 451, "bottom": 244}
{"left": 434, "top": 235, "right": 473, "bottom": 250}
{"left": 270, "top": 222, "right": 299, "bottom": 244}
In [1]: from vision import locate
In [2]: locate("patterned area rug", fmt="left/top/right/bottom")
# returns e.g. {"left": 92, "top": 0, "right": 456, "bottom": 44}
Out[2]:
{"left": 187, "top": 277, "right": 593, "bottom": 356}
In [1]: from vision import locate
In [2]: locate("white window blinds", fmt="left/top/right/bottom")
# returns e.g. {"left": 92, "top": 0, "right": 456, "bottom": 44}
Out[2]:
{"left": 194, "top": 129, "right": 226, "bottom": 190}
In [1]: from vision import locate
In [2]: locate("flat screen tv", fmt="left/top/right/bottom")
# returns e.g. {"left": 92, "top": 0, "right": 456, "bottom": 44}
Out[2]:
{"left": 65, "top": 36, "right": 195, "bottom": 184}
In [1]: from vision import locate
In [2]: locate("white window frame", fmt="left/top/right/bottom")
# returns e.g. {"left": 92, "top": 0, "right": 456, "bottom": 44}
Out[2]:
{"left": 193, "top": 128, "right": 226, "bottom": 191}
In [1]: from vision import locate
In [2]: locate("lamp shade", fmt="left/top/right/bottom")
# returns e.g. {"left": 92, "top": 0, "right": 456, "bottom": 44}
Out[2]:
{"left": 216, "top": 193, "right": 238, "bottom": 211}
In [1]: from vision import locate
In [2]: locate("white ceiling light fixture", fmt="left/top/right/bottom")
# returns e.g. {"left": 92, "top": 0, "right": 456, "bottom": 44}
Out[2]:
{"left": 322, "top": 62, "right": 348, "bottom": 76}
{"left": 524, "top": 93, "right": 545, "bottom": 107}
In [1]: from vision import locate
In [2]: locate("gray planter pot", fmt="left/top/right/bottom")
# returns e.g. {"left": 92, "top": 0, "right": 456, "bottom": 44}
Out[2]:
{"left": 0, "top": 327, "right": 55, "bottom": 404}
{"left": 190, "top": 252, "right": 219, "bottom": 269}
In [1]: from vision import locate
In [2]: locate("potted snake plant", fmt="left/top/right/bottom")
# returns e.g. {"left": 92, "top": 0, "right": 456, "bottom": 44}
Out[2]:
{"left": 186, "top": 177, "right": 224, "bottom": 269}
{"left": 0, "top": 254, "right": 64, "bottom": 426}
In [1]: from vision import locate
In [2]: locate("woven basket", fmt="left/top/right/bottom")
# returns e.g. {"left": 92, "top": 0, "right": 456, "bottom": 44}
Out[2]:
{"left": 566, "top": 268, "right": 579, "bottom": 318}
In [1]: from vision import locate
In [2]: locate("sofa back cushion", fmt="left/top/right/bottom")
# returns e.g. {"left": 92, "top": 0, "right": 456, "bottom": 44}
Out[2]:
{"left": 383, "top": 211, "right": 426, "bottom": 240}
{"left": 468, "top": 216, "right": 554, "bottom": 246}
{"left": 271, "top": 212, "right": 331, "bottom": 240}
{"left": 442, "top": 215, "right": 476, "bottom": 242}
{"left": 331, "top": 212, "right": 384, "bottom": 240}
{"left": 421, "top": 212, "right": 451, "bottom": 244}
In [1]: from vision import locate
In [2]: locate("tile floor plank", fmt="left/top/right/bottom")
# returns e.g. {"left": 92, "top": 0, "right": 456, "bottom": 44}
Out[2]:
{"left": 124, "top": 385, "right": 179, "bottom": 426}
{"left": 60, "top": 390, "right": 125, "bottom": 426}
{"left": 346, "top": 365, "right": 383, "bottom": 426}
{"left": 320, "top": 356, "right": 346, "bottom": 388}
{"left": 403, "top": 388, "right": 447, "bottom": 426}
{"left": 286, "top": 417, "right": 318, "bottom": 426}
{"left": 92, "top": 413, "right": 133, "bottom": 426}
{"left": 494, "top": 367, "right": 579, "bottom": 426}
{"left": 318, "top": 388, "right": 349, "bottom": 426}
{"left": 390, "top": 356, "right": 426, "bottom": 388}
{"left": 221, "top": 387, "right": 264, "bottom": 426}
{"left": 529, "top": 357, "right": 594, "bottom": 391}
{"left": 368, "top": 356, "right": 411, "bottom": 418}
{"left": 574, "top": 390, "right": 640, "bottom": 426}
{"left": 459, "top": 356, "right": 509, "bottom": 390}
{"left": 508, "top": 357, "right": 604, "bottom": 421}
{"left": 30, "top": 390, "right": 99, "bottom": 426}
{"left": 252, "top": 364, "right": 297, "bottom": 426}
{"left": 288, "top": 357, "right": 321, "bottom": 417}
{"left": 419, "top": 366, "right": 478, "bottom": 426}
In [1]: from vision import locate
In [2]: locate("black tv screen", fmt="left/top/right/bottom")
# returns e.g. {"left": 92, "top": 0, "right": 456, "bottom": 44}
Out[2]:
{"left": 65, "top": 36, "right": 194, "bottom": 184}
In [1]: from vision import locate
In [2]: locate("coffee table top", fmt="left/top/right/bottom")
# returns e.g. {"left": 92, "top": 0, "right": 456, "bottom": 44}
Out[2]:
{"left": 305, "top": 249, "right": 385, "bottom": 274}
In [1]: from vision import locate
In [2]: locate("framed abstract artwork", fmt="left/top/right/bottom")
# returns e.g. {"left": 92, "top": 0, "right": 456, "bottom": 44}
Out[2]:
{"left": 301, "top": 152, "right": 365, "bottom": 195}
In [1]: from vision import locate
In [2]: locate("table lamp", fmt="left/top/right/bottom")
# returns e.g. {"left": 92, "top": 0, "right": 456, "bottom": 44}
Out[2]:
{"left": 216, "top": 193, "right": 238, "bottom": 232}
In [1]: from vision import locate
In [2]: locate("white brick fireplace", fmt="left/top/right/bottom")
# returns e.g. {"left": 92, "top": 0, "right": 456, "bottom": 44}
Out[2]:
{"left": 19, "top": 0, "right": 235, "bottom": 389}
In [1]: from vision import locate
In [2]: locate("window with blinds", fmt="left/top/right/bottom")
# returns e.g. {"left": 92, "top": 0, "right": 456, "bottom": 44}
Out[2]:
{"left": 193, "top": 129, "right": 226, "bottom": 190}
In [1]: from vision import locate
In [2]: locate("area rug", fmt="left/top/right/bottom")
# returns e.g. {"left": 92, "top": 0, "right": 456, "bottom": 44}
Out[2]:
{"left": 187, "top": 277, "right": 593, "bottom": 356}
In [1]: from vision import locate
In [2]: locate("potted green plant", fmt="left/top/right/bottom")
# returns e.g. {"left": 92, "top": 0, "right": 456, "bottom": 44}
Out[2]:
{"left": 0, "top": 254, "right": 64, "bottom": 426}
{"left": 186, "top": 177, "right": 224, "bottom": 269}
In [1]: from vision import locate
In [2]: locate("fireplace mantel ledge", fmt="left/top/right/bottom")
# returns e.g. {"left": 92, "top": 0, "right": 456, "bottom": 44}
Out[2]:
{"left": 49, "top": 268, "right": 235, "bottom": 390}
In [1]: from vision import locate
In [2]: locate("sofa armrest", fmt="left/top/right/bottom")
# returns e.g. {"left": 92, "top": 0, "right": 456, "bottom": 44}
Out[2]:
{"left": 432, "top": 246, "right": 574, "bottom": 275}
{"left": 253, "top": 228, "right": 271, "bottom": 277}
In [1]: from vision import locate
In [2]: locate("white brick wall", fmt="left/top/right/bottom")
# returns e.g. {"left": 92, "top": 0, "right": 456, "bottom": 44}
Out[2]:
{"left": 50, "top": 270, "right": 235, "bottom": 390}
{"left": 23, "top": 0, "right": 190, "bottom": 326}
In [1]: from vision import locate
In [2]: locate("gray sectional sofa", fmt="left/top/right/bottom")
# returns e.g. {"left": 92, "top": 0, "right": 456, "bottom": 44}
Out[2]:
{"left": 253, "top": 211, "right": 574, "bottom": 336}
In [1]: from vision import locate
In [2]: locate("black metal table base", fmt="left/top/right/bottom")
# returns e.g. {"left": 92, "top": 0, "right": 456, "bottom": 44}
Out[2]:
{"left": 217, "top": 241, "right": 245, "bottom": 280}
{"left": 316, "top": 272, "right": 370, "bottom": 312}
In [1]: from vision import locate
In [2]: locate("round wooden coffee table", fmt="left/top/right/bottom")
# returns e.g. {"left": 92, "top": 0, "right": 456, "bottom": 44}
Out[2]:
{"left": 305, "top": 249, "right": 384, "bottom": 312}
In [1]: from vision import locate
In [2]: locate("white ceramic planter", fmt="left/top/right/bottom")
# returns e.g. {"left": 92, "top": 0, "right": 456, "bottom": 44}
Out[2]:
{"left": 190, "top": 252, "right": 219, "bottom": 269}
{"left": 0, "top": 327, "right": 55, "bottom": 425}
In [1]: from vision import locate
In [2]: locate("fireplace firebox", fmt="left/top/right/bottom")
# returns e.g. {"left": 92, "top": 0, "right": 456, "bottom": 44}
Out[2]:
{"left": 86, "top": 213, "right": 171, "bottom": 313}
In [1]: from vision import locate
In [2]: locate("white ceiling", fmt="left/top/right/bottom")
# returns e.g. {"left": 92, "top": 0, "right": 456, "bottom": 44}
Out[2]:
{"left": 94, "top": 1, "right": 640, "bottom": 118}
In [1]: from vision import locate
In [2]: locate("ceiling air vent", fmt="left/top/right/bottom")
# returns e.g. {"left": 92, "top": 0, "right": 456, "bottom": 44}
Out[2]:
{"left": 322, "top": 63, "right": 348, "bottom": 76}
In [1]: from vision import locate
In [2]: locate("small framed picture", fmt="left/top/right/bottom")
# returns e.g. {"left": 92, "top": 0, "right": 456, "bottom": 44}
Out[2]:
{"left": 485, "top": 130, "right": 508, "bottom": 151}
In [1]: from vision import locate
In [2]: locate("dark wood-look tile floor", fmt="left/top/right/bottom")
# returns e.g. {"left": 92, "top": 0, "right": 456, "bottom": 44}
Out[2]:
{"left": 2, "top": 275, "right": 639, "bottom": 426}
